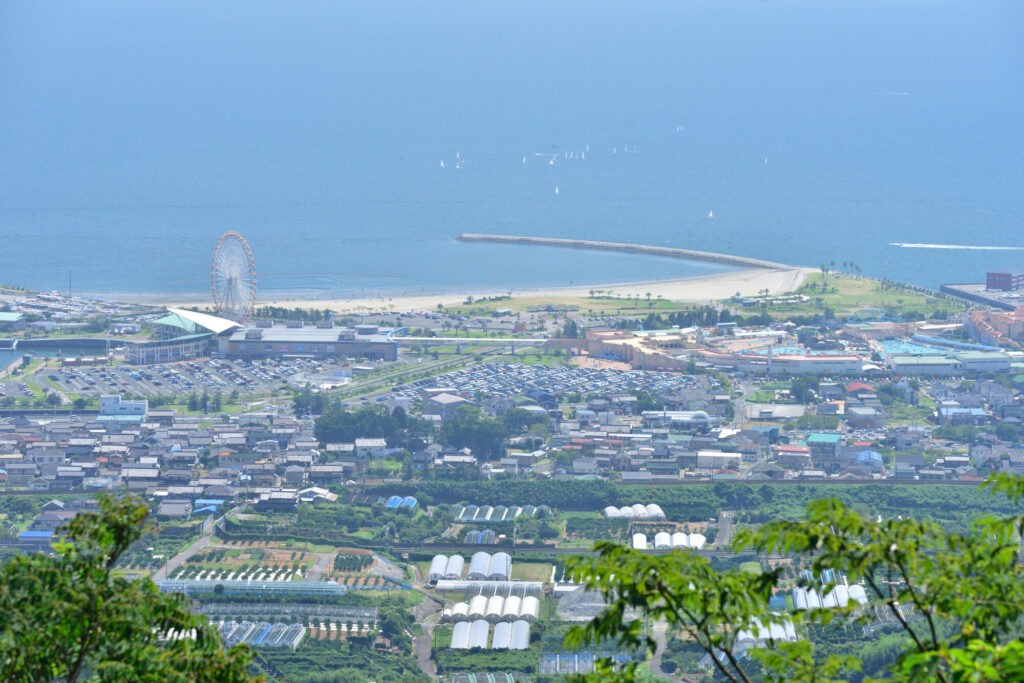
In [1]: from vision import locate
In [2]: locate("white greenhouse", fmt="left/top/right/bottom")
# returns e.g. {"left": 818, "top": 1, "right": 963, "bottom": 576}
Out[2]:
{"left": 469, "top": 619, "right": 490, "bottom": 649}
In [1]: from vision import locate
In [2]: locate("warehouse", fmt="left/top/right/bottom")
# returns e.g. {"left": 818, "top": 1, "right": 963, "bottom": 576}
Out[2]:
{"left": 887, "top": 355, "right": 962, "bottom": 376}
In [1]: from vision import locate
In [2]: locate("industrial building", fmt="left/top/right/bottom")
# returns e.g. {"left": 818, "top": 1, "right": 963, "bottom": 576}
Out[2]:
{"left": 887, "top": 355, "right": 963, "bottom": 376}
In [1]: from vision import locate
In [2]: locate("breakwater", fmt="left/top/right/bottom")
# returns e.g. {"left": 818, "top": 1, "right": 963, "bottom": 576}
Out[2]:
{"left": 457, "top": 234, "right": 793, "bottom": 271}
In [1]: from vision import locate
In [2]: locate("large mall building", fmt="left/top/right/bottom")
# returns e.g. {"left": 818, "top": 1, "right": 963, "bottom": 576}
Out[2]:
{"left": 124, "top": 308, "right": 397, "bottom": 364}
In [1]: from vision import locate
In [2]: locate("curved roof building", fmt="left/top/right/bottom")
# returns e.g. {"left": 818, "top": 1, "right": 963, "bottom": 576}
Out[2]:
{"left": 671, "top": 532, "right": 689, "bottom": 548}
{"left": 688, "top": 533, "right": 707, "bottom": 549}
{"left": 603, "top": 506, "right": 620, "bottom": 518}
{"left": 451, "top": 602, "right": 470, "bottom": 620}
{"left": 444, "top": 555, "right": 465, "bottom": 580}
{"left": 485, "top": 595, "right": 505, "bottom": 622}
{"left": 502, "top": 596, "right": 521, "bottom": 622}
{"left": 645, "top": 504, "right": 666, "bottom": 520}
{"left": 428, "top": 555, "right": 448, "bottom": 584}
{"left": 489, "top": 552, "right": 512, "bottom": 581}
{"left": 619, "top": 506, "right": 634, "bottom": 517}
{"left": 654, "top": 532, "right": 671, "bottom": 549}
{"left": 451, "top": 621, "right": 471, "bottom": 649}
{"left": 630, "top": 503, "right": 649, "bottom": 519}
{"left": 632, "top": 533, "right": 647, "bottom": 550}
{"left": 469, "top": 619, "right": 490, "bottom": 649}
{"left": 491, "top": 620, "right": 512, "bottom": 649}
{"left": 468, "top": 552, "right": 492, "bottom": 580}
{"left": 468, "top": 595, "right": 488, "bottom": 619}
{"left": 510, "top": 620, "right": 530, "bottom": 650}
{"left": 849, "top": 584, "right": 869, "bottom": 605}
{"left": 520, "top": 596, "right": 540, "bottom": 623}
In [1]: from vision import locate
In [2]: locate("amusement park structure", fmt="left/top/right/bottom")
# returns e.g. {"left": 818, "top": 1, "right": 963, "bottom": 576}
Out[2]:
{"left": 211, "top": 230, "right": 257, "bottom": 324}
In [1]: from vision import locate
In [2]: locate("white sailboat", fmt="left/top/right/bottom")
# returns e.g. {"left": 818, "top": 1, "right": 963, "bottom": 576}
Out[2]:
{"left": 707, "top": 210, "right": 714, "bottom": 219}
{"left": 554, "top": 186, "right": 559, "bottom": 195}
{"left": 440, "top": 160, "right": 444, "bottom": 168}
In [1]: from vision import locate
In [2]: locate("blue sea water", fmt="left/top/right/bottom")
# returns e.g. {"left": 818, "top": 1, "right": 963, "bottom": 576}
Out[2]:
{"left": 1, "top": 0, "right": 1022, "bottom": 299}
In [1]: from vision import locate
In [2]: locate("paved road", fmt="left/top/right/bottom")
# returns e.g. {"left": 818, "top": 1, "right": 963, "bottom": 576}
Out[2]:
{"left": 713, "top": 511, "right": 735, "bottom": 550}
{"left": 305, "top": 552, "right": 333, "bottom": 581}
{"left": 412, "top": 590, "right": 441, "bottom": 679}
{"left": 153, "top": 519, "right": 217, "bottom": 580}
{"left": 647, "top": 626, "right": 681, "bottom": 682}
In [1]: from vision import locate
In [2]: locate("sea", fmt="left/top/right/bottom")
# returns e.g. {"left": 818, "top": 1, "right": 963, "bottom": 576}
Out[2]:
{"left": 1, "top": 0, "right": 1022, "bottom": 301}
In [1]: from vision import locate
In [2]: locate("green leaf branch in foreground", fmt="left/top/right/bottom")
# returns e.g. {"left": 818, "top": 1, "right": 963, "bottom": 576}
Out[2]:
{"left": 565, "top": 473, "right": 1024, "bottom": 682}
{"left": 0, "top": 493, "right": 258, "bottom": 682}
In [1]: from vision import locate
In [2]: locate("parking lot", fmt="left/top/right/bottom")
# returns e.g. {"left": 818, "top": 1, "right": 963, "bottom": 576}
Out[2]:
{"left": 389, "top": 363, "right": 700, "bottom": 401}
{"left": 36, "top": 357, "right": 366, "bottom": 400}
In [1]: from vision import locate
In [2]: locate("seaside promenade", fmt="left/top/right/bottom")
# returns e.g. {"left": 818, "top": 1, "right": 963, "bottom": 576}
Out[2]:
{"left": 456, "top": 234, "right": 794, "bottom": 271}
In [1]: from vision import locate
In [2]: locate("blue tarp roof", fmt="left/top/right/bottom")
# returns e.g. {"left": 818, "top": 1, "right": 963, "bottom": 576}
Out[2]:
{"left": 19, "top": 530, "right": 54, "bottom": 539}
{"left": 194, "top": 499, "right": 224, "bottom": 507}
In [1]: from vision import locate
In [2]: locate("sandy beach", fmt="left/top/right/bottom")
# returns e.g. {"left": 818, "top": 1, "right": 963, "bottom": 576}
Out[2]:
{"left": 152, "top": 267, "right": 815, "bottom": 314}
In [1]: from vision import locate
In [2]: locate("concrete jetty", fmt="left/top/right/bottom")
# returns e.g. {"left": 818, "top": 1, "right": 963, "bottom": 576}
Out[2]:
{"left": 456, "top": 234, "right": 792, "bottom": 271}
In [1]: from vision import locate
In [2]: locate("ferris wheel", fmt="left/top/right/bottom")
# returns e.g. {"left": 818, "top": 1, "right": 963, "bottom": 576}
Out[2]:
{"left": 210, "top": 230, "right": 257, "bottom": 324}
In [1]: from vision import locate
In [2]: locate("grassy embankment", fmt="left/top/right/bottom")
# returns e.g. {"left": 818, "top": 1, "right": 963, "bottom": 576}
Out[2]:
{"left": 728, "top": 273, "right": 967, "bottom": 320}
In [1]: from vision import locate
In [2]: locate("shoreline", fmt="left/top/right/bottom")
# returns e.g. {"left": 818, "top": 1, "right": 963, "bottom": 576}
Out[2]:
{"left": 138, "top": 267, "right": 815, "bottom": 314}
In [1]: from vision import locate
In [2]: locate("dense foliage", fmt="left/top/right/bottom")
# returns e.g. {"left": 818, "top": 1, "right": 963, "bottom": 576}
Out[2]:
{"left": 0, "top": 494, "right": 256, "bottom": 682}
{"left": 565, "top": 473, "right": 1024, "bottom": 682}
{"left": 255, "top": 637, "right": 425, "bottom": 682}
{"left": 315, "top": 404, "right": 433, "bottom": 450}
